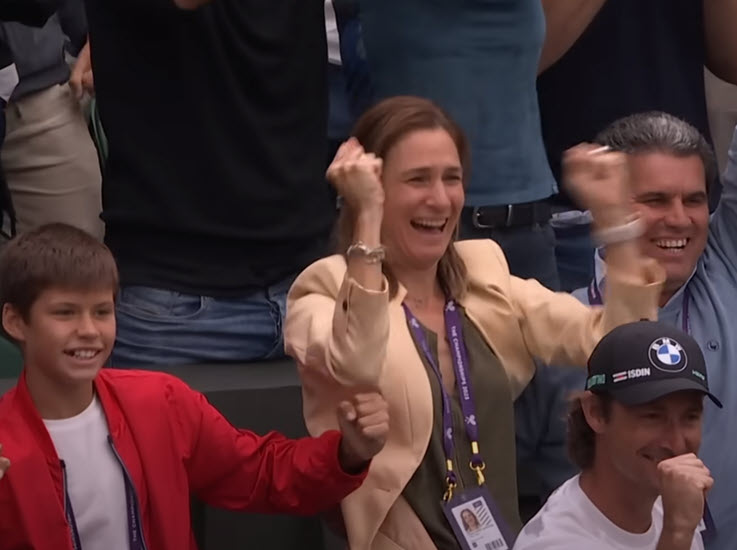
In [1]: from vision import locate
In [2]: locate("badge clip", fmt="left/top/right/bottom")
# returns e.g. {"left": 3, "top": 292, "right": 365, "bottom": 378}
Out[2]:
{"left": 444, "top": 463, "right": 457, "bottom": 502}
{"left": 471, "top": 461, "right": 486, "bottom": 486}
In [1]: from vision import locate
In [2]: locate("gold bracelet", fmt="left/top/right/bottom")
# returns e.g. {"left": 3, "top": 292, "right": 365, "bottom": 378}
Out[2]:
{"left": 346, "top": 241, "right": 386, "bottom": 264}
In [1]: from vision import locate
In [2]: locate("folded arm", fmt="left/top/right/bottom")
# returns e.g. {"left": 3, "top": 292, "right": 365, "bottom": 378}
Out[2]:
{"left": 704, "top": 0, "right": 737, "bottom": 84}
{"left": 539, "top": 0, "right": 608, "bottom": 73}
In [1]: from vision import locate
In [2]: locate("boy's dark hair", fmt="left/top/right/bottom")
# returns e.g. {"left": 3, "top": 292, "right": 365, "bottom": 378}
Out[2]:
{"left": 567, "top": 392, "right": 613, "bottom": 470}
{"left": 0, "top": 223, "right": 119, "bottom": 320}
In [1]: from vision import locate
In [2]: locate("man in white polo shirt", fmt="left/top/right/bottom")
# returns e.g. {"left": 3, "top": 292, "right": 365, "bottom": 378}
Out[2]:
{"left": 514, "top": 321, "right": 721, "bottom": 550}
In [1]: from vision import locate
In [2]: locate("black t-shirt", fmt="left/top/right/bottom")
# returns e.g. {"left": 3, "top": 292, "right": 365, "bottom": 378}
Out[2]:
{"left": 85, "top": 0, "right": 334, "bottom": 295}
{"left": 0, "top": 0, "right": 59, "bottom": 27}
{"left": 537, "top": 0, "right": 710, "bottom": 207}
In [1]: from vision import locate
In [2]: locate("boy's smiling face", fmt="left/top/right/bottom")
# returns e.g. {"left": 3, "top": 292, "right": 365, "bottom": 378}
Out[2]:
{"left": 3, "top": 287, "right": 116, "bottom": 386}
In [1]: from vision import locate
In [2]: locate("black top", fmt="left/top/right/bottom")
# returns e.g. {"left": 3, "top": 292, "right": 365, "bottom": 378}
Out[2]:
{"left": 537, "top": 0, "right": 710, "bottom": 207}
{"left": 85, "top": 0, "right": 335, "bottom": 295}
{"left": 0, "top": 0, "right": 60, "bottom": 68}
{"left": 0, "top": 0, "right": 59, "bottom": 27}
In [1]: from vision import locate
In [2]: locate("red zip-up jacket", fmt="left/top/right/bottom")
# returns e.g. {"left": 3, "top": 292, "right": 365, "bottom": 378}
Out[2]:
{"left": 0, "top": 369, "right": 367, "bottom": 550}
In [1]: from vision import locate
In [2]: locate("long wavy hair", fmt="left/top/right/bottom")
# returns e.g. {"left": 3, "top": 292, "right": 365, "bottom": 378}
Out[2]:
{"left": 567, "top": 392, "right": 613, "bottom": 470}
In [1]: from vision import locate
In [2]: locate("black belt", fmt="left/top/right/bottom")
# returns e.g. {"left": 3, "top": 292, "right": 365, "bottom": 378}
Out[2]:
{"left": 463, "top": 201, "right": 551, "bottom": 230}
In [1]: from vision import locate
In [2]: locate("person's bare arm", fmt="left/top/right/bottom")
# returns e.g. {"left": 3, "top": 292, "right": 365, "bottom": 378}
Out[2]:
{"left": 703, "top": 0, "right": 737, "bottom": 85}
{"left": 538, "top": 0, "right": 608, "bottom": 73}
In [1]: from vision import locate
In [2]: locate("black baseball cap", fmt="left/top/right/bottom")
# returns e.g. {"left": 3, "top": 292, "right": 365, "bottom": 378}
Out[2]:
{"left": 585, "top": 320, "right": 722, "bottom": 408}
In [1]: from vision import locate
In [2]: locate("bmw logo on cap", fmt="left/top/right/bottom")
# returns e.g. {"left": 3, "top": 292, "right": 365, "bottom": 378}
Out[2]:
{"left": 648, "top": 337, "right": 688, "bottom": 372}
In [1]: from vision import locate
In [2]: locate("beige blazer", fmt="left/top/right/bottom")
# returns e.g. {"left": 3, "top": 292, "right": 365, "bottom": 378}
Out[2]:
{"left": 285, "top": 240, "right": 663, "bottom": 550}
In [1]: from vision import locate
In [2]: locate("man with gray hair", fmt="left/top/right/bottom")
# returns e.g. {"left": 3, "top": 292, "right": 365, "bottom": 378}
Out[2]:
{"left": 589, "top": 112, "right": 718, "bottom": 307}
{"left": 517, "top": 113, "right": 737, "bottom": 549}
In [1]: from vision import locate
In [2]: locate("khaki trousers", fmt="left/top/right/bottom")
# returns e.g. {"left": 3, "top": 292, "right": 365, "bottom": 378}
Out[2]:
{"left": 2, "top": 82, "right": 103, "bottom": 239}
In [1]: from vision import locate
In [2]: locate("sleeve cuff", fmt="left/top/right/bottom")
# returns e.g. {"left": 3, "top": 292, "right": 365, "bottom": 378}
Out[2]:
{"left": 321, "top": 430, "right": 370, "bottom": 484}
{"left": 329, "top": 276, "right": 390, "bottom": 387}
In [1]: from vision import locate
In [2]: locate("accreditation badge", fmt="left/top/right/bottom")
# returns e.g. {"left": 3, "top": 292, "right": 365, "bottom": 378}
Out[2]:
{"left": 442, "top": 486, "right": 515, "bottom": 550}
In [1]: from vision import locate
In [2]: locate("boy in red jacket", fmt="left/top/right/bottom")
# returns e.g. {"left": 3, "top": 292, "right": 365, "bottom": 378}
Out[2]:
{"left": 0, "top": 223, "right": 389, "bottom": 550}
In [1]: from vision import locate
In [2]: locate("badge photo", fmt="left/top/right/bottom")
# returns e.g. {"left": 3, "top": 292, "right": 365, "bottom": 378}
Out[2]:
{"left": 443, "top": 487, "right": 515, "bottom": 550}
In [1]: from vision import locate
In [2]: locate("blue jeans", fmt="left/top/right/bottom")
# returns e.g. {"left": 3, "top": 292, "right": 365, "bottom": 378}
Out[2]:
{"left": 111, "top": 276, "right": 293, "bottom": 367}
{"left": 458, "top": 218, "right": 560, "bottom": 291}
{"left": 327, "top": 63, "right": 354, "bottom": 172}
{"left": 328, "top": 63, "right": 353, "bottom": 144}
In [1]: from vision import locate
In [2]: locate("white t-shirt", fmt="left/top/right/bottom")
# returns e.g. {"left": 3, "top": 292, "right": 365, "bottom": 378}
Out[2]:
{"left": 0, "top": 63, "right": 19, "bottom": 102}
{"left": 513, "top": 475, "right": 703, "bottom": 550}
{"left": 44, "top": 396, "right": 129, "bottom": 550}
{"left": 324, "top": 0, "right": 341, "bottom": 65}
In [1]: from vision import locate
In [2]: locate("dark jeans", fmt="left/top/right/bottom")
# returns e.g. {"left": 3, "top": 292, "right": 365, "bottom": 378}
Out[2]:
{"left": 327, "top": 62, "right": 354, "bottom": 167}
{"left": 553, "top": 222, "right": 595, "bottom": 293}
{"left": 458, "top": 215, "right": 560, "bottom": 291}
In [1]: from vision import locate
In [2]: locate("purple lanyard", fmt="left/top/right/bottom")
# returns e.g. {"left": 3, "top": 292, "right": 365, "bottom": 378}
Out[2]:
{"left": 64, "top": 464, "right": 145, "bottom": 550}
{"left": 586, "top": 277, "right": 605, "bottom": 307}
{"left": 403, "top": 300, "right": 485, "bottom": 500}
{"left": 587, "top": 278, "right": 691, "bottom": 334}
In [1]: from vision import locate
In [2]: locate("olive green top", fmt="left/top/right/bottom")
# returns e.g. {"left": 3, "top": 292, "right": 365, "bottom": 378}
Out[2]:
{"left": 402, "top": 307, "right": 522, "bottom": 550}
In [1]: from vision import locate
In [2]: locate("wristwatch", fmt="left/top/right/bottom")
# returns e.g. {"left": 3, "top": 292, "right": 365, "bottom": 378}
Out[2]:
{"left": 346, "top": 241, "right": 386, "bottom": 264}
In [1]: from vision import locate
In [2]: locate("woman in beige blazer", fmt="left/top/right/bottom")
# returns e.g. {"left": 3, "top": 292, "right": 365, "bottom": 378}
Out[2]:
{"left": 285, "top": 97, "right": 663, "bottom": 550}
